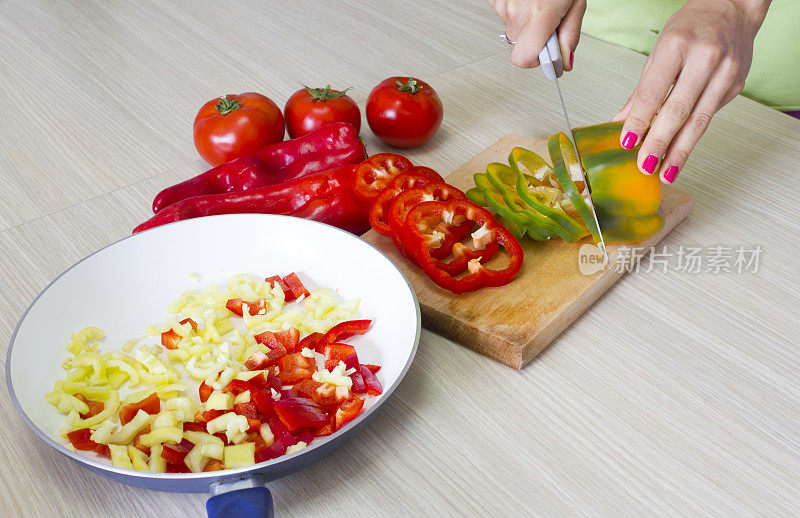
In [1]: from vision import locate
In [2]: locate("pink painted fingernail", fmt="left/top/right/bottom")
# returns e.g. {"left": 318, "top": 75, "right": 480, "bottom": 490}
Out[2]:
{"left": 642, "top": 154, "right": 658, "bottom": 174}
{"left": 663, "top": 165, "right": 679, "bottom": 184}
{"left": 621, "top": 131, "right": 638, "bottom": 150}
{"left": 569, "top": 51, "right": 574, "bottom": 69}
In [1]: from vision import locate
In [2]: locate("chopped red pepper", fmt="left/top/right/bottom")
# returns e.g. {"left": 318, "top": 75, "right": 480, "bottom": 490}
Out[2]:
{"left": 245, "top": 345, "right": 287, "bottom": 370}
{"left": 161, "top": 444, "right": 190, "bottom": 464}
{"left": 335, "top": 396, "right": 364, "bottom": 430}
{"left": 273, "top": 398, "right": 330, "bottom": 432}
{"left": 353, "top": 153, "right": 414, "bottom": 202}
{"left": 282, "top": 273, "right": 310, "bottom": 300}
{"left": 277, "top": 353, "right": 316, "bottom": 384}
{"left": 251, "top": 389, "right": 274, "bottom": 418}
{"left": 234, "top": 401, "right": 259, "bottom": 419}
{"left": 255, "top": 430, "right": 298, "bottom": 463}
{"left": 368, "top": 170, "right": 443, "bottom": 235}
{"left": 225, "top": 298, "right": 268, "bottom": 317}
{"left": 160, "top": 318, "right": 198, "bottom": 350}
{"left": 66, "top": 428, "right": 99, "bottom": 451}
{"left": 323, "top": 343, "right": 356, "bottom": 371}
{"left": 198, "top": 381, "right": 214, "bottom": 403}
{"left": 74, "top": 394, "right": 105, "bottom": 419}
{"left": 203, "top": 459, "right": 224, "bottom": 472}
{"left": 359, "top": 364, "right": 383, "bottom": 396}
{"left": 224, "top": 379, "right": 255, "bottom": 395}
{"left": 182, "top": 421, "right": 207, "bottom": 433}
{"left": 323, "top": 319, "right": 372, "bottom": 343}
{"left": 265, "top": 275, "right": 294, "bottom": 301}
{"left": 400, "top": 199, "right": 524, "bottom": 293}
{"left": 363, "top": 364, "right": 381, "bottom": 374}
{"left": 118, "top": 393, "right": 161, "bottom": 425}
{"left": 255, "top": 328, "right": 300, "bottom": 353}
{"left": 299, "top": 332, "right": 327, "bottom": 354}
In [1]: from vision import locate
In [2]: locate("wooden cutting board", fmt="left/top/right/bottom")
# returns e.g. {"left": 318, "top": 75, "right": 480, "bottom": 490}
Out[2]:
{"left": 362, "top": 134, "right": 693, "bottom": 369}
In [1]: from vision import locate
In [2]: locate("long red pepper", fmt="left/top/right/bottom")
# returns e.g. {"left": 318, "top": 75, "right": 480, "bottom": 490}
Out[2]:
{"left": 133, "top": 165, "right": 367, "bottom": 233}
{"left": 152, "top": 122, "right": 365, "bottom": 213}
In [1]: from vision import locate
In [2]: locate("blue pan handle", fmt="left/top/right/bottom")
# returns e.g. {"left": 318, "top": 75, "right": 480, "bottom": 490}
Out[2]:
{"left": 207, "top": 474, "right": 273, "bottom": 518}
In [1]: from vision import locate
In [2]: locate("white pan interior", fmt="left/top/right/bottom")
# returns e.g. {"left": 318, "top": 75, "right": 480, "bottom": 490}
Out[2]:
{"left": 7, "top": 214, "right": 419, "bottom": 481}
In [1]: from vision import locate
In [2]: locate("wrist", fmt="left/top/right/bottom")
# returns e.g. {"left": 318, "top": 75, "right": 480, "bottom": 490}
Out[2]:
{"left": 726, "top": 0, "right": 772, "bottom": 31}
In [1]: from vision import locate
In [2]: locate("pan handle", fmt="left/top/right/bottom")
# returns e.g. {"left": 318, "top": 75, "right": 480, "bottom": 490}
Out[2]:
{"left": 207, "top": 474, "right": 274, "bottom": 518}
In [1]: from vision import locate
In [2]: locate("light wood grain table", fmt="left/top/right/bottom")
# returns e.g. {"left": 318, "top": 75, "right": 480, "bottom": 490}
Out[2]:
{"left": 1, "top": 1, "right": 798, "bottom": 516}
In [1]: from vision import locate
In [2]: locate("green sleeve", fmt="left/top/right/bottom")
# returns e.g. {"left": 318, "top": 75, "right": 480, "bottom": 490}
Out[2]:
{"left": 581, "top": 0, "right": 800, "bottom": 111}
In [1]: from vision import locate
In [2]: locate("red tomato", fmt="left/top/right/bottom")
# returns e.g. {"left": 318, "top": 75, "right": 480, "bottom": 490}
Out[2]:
{"left": 366, "top": 77, "right": 443, "bottom": 148}
{"left": 284, "top": 85, "right": 361, "bottom": 139}
{"left": 193, "top": 92, "right": 285, "bottom": 166}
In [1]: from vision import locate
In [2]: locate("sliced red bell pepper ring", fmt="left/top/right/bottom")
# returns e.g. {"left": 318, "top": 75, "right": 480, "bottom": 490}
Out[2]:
{"left": 401, "top": 199, "right": 524, "bottom": 293}
{"left": 386, "top": 182, "right": 473, "bottom": 260}
{"left": 353, "top": 153, "right": 414, "bottom": 202}
{"left": 369, "top": 170, "right": 443, "bottom": 235}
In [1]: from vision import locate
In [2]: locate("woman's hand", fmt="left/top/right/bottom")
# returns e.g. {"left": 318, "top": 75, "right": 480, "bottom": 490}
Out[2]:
{"left": 489, "top": 0, "right": 586, "bottom": 71}
{"left": 614, "top": 0, "right": 771, "bottom": 184}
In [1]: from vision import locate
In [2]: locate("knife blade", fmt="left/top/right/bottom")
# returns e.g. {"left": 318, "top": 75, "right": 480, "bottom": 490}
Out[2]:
{"left": 539, "top": 32, "right": 610, "bottom": 266}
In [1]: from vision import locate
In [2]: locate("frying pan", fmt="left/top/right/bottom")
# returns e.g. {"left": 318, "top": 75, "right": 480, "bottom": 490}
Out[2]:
{"left": 6, "top": 214, "right": 420, "bottom": 517}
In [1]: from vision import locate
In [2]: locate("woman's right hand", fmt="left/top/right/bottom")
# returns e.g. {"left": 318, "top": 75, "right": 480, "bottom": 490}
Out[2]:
{"left": 489, "top": 0, "right": 586, "bottom": 71}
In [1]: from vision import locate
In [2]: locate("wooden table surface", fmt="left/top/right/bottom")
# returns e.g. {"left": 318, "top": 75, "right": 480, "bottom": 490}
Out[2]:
{"left": 1, "top": 1, "right": 798, "bottom": 516}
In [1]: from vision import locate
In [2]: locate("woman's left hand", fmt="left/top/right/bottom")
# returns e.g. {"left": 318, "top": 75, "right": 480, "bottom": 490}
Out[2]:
{"left": 613, "top": 0, "right": 770, "bottom": 184}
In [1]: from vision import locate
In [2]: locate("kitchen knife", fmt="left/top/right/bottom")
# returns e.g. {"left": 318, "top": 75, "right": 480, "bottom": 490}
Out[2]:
{"left": 538, "top": 32, "right": 610, "bottom": 266}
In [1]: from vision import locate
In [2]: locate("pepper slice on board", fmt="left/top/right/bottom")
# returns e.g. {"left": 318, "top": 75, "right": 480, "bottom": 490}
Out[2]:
{"left": 401, "top": 199, "right": 523, "bottom": 293}
{"left": 386, "top": 182, "right": 473, "bottom": 261}
{"left": 369, "top": 169, "right": 443, "bottom": 235}
{"left": 507, "top": 147, "right": 589, "bottom": 239}
{"left": 353, "top": 153, "right": 414, "bottom": 202}
{"left": 547, "top": 132, "right": 601, "bottom": 242}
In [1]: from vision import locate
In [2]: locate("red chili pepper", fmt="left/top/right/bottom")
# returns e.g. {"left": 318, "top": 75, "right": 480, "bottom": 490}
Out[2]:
{"left": 385, "top": 182, "right": 472, "bottom": 260}
{"left": 284, "top": 186, "right": 371, "bottom": 235}
{"left": 134, "top": 165, "right": 368, "bottom": 234}
{"left": 353, "top": 153, "right": 414, "bottom": 202}
{"left": 152, "top": 122, "right": 365, "bottom": 213}
{"left": 400, "top": 199, "right": 524, "bottom": 293}
{"left": 369, "top": 170, "right": 444, "bottom": 235}
{"left": 323, "top": 319, "right": 372, "bottom": 343}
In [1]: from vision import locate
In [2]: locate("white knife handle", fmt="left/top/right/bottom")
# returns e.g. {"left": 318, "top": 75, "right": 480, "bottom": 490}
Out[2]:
{"left": 539, "top": 31, "right": 563, "bottom": 80}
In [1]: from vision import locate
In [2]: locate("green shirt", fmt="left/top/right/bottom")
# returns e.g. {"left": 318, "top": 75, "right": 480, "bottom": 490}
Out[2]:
{"left": 582, "top": 0, "right": 799, "bottom": 111}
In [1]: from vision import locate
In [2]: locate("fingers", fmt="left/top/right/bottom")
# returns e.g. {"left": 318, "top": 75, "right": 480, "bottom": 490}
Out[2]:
{"left": 510, "top": 17, "right": 556, "bottom": 68}
{"left": 619, "top": 41, "right": 682, "bottom": 150}
{"left": 656, "top": 62, "right": 741, "bottom": 184}
{"left": 612, "top": 54, "right": 654, "bottom": 122}
{"left": 635, "top": 57, "right": 714, "bottom": 175}
{"left": 559, "top": 0, "right": 586, "bottom": 71}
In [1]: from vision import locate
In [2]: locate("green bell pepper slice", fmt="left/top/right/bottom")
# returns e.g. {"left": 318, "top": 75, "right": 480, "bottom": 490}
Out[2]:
{"left": 547, "top": 133, "right": 600, "bottom": 241}
{"left": 473, "top": 172, "right": 553, "bottom": 240}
